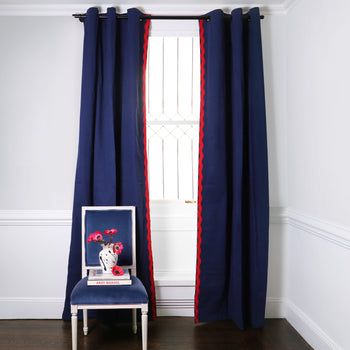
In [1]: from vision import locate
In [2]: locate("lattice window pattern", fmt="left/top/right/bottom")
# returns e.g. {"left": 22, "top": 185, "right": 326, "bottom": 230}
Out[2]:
{"left": 146, "top": 36, "right": 200, "bottom": 200}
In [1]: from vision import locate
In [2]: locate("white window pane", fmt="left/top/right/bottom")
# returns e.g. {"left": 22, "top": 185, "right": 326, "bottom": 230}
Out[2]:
{"left": 178, "top": 135, "right": 193, "bottom": 199}
{"left": 192, "top": 37, "right": 200, "bottom": 118}
{"left": 148, "top": 38, "right": 163, "bottom": 119}
{"left": 163, "top": 131, "right": 178, "bottom": 199}
{"left": 148, "top": 131, "right": 163, "bottom": 200}
{"left": 192, "top": 133, "right": 199, "bottom": 200}
{"left": 146, "top": 36, "right": 199, "bottom": 201}
{"left": 178, "top": 38, "right": 193, "bottom": 119}
{"left": 163, "top": 37, "right": 178, "bottom": 118}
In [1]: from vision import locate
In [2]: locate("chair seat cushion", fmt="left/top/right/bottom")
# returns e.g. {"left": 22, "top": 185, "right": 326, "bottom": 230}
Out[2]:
{"left": 71, "top": 276, "right": 148, "bottom": 305}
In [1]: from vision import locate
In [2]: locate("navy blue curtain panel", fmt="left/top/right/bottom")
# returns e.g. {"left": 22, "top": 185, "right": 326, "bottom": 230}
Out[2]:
{"left": 195, "top": 8, "right": 269, "bottom": 329}
{"left": 62, "top": 7, "right": 156, "bottom": 320}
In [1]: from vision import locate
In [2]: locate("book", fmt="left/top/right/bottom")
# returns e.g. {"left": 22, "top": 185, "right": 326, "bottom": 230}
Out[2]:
{"left": 88, "top": 268, "right": 130, "bottom": 280}
{"left": 87, "top": 268, "right": 132, "bottom": 286}
{"left": 88, "top": 279, "right": 132, "bottom": 286}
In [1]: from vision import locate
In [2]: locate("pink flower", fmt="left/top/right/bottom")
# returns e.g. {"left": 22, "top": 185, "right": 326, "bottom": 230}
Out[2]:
{"left": 87, "top": 231, "right": 102, "bottom": 243}
{"left": 113, "top": 242, "right": 124, "bottom": 255}
{"left": 93, "top": 231, "right": 103, "bottom": 241}
{"left": 87, "top": 233, "right": 95, "bottom": 242}
{"left": 112, "top": 265, "right": 124, "bottom": 276}
{"left": 104, "top": 229, "right": 118, "bottom": 235}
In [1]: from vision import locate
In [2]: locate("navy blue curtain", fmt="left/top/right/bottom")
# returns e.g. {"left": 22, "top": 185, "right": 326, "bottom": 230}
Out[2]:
{"left": 195, "top": 8, "right": 269, "bottom": 329}
{"left": 62, "top": 7, "right": 156, "bottom": 321}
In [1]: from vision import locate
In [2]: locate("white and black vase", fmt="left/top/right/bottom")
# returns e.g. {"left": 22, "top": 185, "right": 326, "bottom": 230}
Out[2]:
{"left": 99, "top": 243, "right": 118, "bottom": 273}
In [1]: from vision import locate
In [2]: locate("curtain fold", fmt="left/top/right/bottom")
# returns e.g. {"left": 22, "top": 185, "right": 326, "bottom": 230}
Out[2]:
{"left": 62, "top": 7, "right": 156, "bottom": 321}
{"left": 195, "top": 7, "right": 269, "bottom": 329}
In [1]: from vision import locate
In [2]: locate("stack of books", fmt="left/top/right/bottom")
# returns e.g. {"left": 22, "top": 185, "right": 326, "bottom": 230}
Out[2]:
{"left": 88, "top": 268, "right": 132, "bottom": 286}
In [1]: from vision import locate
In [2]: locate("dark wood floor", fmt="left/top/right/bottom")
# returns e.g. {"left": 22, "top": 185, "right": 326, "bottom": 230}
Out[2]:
{"left": 0, "top": 317, "right": 312, "bottom": 350}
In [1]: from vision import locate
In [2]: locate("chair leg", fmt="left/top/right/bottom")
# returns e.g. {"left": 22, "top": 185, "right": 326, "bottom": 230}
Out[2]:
{"left": 132, "top": 309, "right": 137, "bottom": 334}
{"left": 83, "top": 309, "right": 88, "bottom": 335}
{"left": 71, "top": 310, "right": 78, "bottom": 350}
{"left": 141, "top": 309, "right": 148, "bottom": 350}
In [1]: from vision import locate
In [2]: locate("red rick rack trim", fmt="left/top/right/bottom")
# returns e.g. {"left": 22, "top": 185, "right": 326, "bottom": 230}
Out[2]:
{"left": 195, "top": 19, "right": 205, "bottom": 324}
{"left": 142, "top": 17, "right": 157, "bottom": 320}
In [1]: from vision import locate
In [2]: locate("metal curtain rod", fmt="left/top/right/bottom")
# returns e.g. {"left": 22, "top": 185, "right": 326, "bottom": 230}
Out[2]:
{"left": 72, "top": 13, "right": 264, "bottom": 22}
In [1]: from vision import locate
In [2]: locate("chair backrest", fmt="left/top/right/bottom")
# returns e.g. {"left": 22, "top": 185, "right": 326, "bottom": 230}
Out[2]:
{"left": 81, "top": 206, "right": 136, "bottom": 278}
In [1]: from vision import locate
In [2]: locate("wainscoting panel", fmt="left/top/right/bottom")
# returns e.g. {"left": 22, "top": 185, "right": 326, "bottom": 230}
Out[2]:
{"left": 0, "top": 297, "right": 65, "bottom": 319}
{"left": 0, "top": 211, "right": 71, "bottom": 319}
{"left": 285, "top": 209, "right": 350, "bottom": 350}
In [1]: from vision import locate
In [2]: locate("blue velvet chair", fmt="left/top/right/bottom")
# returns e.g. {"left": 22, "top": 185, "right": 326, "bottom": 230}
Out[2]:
{"left": 70, "top": 206, "right": 148, "bottom": 350}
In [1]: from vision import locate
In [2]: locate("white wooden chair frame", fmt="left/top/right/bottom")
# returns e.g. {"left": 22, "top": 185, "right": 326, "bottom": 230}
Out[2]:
{"left": 71, "top": 206, "right": 148, "bottom": 350}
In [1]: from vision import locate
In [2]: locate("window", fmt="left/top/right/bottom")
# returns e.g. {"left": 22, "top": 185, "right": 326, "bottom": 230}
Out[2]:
{"left": 146, "top": 36, "right": 200, "bottom": 201}
{"left": 146, "top": 24, "right": 200, "bottom": 286}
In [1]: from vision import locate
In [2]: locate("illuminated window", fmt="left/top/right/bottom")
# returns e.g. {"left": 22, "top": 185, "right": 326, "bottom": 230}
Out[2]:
{"left": 146, "top": 36, "right": 200, "bottom": 201}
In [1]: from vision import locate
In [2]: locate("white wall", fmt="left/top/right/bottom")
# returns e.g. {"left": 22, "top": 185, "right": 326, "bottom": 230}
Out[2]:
{"left": 262, "top": 13, "right": 288, "bottom": 208}
{"left": 0, "top": 16, "right": 82, "bottom": 210}
{"left": 285, "top": 0, "right": 350, "bottom": 349}
{"left": 286, "top": 0, "right": 350, "bottom": 227}
{"left": 0, "top": 16, "right": 82, "bottom": 318}
{"left": 263, "top": 13, "right": 289, "bottom": 313}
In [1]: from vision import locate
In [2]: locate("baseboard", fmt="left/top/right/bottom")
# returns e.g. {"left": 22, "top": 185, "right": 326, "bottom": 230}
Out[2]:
{"left": 267, "top": 298, "right": 343, "bottom": 350}
{"left": 155, "top": 291, "right": 288, "bottom": 319}
{"left": 0, "top": 293, "right": 287, "bottom": 320}
{"left": 285, "top": 299, "right": 342, "bottom": 350}
{"left": 265, "top": 297, "right": 287, "bottom": 318}
{"left": 0, "top": 295, "right": 341, "bottom": 350}
{"left": 0, "top": 296, "right": 342, "bottom": 350}
{"left": 156, "top": 298, "right": 195, "bottom": 317}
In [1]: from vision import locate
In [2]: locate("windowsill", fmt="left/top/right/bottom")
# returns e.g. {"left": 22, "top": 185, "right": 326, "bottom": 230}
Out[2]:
{"left": 150, "top": 199, "right": 197, "bottom": 204}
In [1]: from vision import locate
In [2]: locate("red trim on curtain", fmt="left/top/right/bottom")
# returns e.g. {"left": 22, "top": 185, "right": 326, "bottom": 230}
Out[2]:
{"left": 142, "top": 18, "right": 157, "bottom": 320}
{"left": 195, "top": 19, "right": 205, "bottom": 323}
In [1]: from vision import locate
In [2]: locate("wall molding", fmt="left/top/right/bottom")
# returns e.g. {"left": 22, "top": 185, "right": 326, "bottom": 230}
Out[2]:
{"left": 269, "top": 206, "right": 289, "bottom": 224}
{"left": 0, "top": 1, "right": 298, "bottom": 17}
{"left": 0, "top": 210, "right": 72, "bottom": 226}
{"left": 1, "top": 207, "right": 349, "bottom": 249}
{"left": 287, "top": 209, "right": 350, "bottom": 250}
{"left": 268, "top": 207, "right": 350, "bottom": 250}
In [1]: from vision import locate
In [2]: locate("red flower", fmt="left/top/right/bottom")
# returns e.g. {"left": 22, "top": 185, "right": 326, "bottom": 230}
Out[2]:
{"left": 93, "top": 231, "right": 103, "bottom": 241}
{"left": 112, "top": 265, "right": 124, "bottom": 276}
{"left": 87, "top": 233, "right": 95, "bottom": 242}
{"left": 87, "top": 231, "right": 106, "bottom": 245}
{"left": 113, "top": 242, "right": 124, "bottom": 255}
{"left": 104, "top": 229, "right": 118, "bottom": 235}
